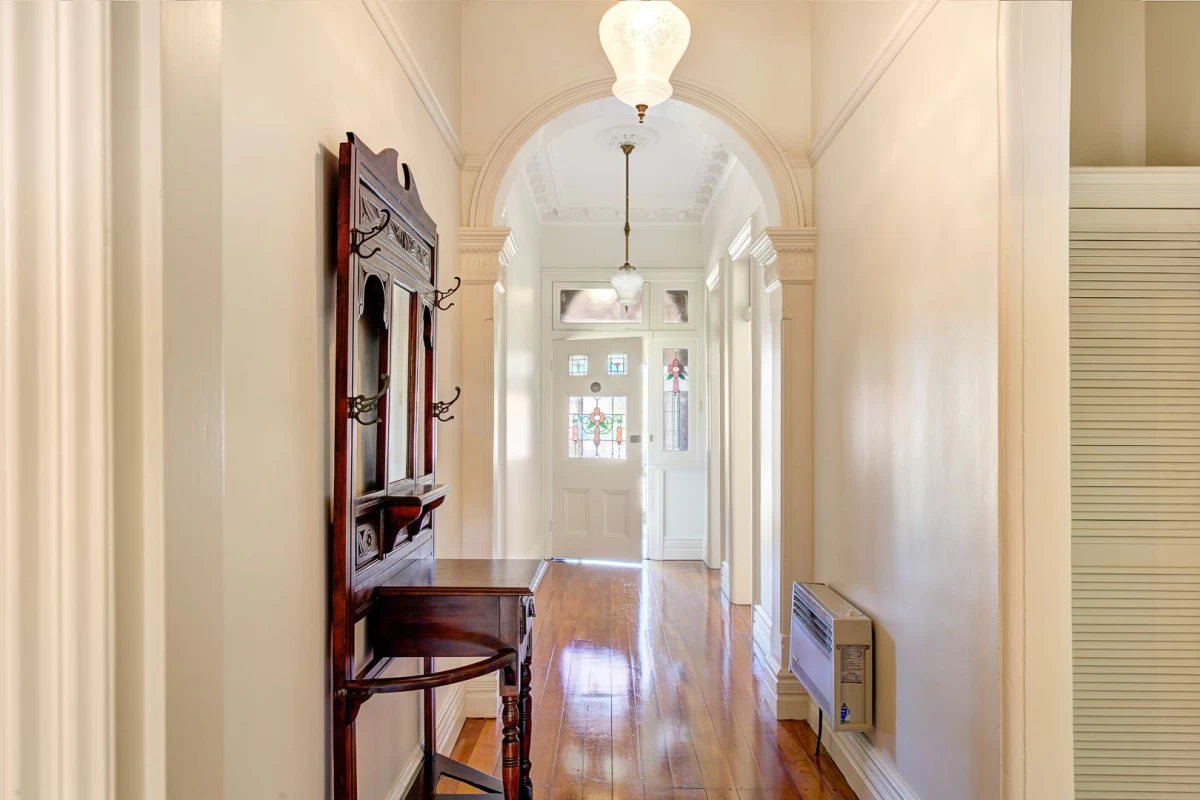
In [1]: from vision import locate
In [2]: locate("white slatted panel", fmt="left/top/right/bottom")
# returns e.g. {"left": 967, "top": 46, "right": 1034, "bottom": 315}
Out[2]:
{"left": 1071, "top": 194, "right": 1200, "bottom": 799}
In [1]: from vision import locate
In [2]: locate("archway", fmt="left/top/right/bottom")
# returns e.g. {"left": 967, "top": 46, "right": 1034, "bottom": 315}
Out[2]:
{"left": 467, "top": 77, "right": 806, "bottom": 229}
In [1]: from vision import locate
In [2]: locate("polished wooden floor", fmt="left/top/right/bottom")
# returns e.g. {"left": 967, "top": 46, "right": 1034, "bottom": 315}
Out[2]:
{"left": 439, "top": 560, "right": 857, "bottom": 799}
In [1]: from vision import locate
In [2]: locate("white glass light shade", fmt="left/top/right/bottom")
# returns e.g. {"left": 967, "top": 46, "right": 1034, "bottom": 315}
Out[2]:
{"left": 598, "top": 0, "right": 691, "bottom": 114}
{"left": 611, "top": 267, "right": 644, "bottom": 307}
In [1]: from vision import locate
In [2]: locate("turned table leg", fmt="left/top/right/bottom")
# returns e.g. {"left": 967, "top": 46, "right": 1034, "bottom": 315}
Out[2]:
{"left": 501, "top": 677, "right": 521, "bottom": 800}
{"left": 519, "top": 644, "right": 533, "bottom": 799}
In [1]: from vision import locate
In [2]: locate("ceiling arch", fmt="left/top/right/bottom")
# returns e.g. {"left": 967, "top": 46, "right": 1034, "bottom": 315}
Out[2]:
{"left": 467, "top": 76, "right": 806, "bottom": 229}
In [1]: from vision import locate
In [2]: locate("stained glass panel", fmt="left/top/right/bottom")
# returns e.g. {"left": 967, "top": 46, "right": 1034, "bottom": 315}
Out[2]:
{"left": 663, "top": 348, "right": 689, "bottom": 452}
{"left": 567, "top": 354, "right": 589, "bottom": 376}
{"left": 663, "top": 290, "right": 690, "bottom": 324}
{"left": 568, "top": 395, "right": 627, "bottom": 459}
{"left": 559, "top": 288, "right": 643, "bottom": 323}
{"left": 607, "top": 353, "right": 628, "bottom": 375}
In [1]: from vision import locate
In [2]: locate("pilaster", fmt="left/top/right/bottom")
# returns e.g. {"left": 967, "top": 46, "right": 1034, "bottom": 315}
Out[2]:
{"left": 458, "top": 227, "right": 517, "bottom": 557}
{"left": 750, "top": 226, "right": 816, "bottom": 719}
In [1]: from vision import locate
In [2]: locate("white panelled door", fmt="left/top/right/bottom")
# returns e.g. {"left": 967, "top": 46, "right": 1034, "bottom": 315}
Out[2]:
{"left": 552, "top": 338, "right": 644, "bottom": 561}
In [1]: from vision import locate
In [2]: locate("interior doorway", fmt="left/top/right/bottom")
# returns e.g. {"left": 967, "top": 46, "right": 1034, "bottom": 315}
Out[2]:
{"left": 550, "top": 336, "right": 646, "bottom": 561}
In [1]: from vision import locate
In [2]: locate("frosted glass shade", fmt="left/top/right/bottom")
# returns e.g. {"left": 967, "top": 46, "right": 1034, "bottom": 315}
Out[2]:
{"left": 598, "top": 0, "right": 691, "bottom": 113}
{"left": 611, "top": 266, "right": 644, "bottom": 307}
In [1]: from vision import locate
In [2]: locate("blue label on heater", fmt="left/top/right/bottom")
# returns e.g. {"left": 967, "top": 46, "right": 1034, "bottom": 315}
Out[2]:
{"left": 840, "top": 703, "right": 850, "bottom": 723}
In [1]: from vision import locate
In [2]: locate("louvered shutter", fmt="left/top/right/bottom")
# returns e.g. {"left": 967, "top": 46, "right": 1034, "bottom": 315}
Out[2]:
{"left": 1071, "top": 171, "right": 1200, "bottom": 800}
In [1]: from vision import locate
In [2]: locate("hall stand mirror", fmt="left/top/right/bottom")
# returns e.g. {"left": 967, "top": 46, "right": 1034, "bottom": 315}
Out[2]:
{"left": 330, "top": 134, "right": 545, "bottom": 800}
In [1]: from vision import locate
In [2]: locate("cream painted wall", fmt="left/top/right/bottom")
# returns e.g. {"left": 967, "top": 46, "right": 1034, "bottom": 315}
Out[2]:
{"left": 220, "top": 4, "right": 462, "bottom": 799}
{"left": 501, "top": 183, "right": 544, "bottom": 559}
{"left": 461, "top": 1, "right": 812, "bottom": 159}
{"left": 1146, "top": 1, "right": 1200, "bottom": 167}
{"left": 383, "top": 0, "right": 462, "bottom": 139}
{"left": 812, "top": 3, "right": 1002, "bottom": 799}
{"left": 809, "top": 0, "right": 913, "bottom": 141}
{"left": 1070, "top": 0, "right": 1145, "bottom": 167}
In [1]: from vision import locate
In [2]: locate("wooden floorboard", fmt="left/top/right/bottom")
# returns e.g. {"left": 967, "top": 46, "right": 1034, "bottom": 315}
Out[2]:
{"left": 442, "top": 561, "right": 857, "bottom": 800}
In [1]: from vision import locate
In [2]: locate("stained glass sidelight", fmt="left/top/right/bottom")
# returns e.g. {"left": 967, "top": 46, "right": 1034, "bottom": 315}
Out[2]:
{"left": 663, "top": 289, "right": 690, "bottom": 324}
{"left": 568, "top": 395, "right": 627, "bottom": 459}
{"left": 607, "top": 353, "right": 628, "bottom": 375}
{"left": 663, "top": 348, "right": 689, "bottom": 452}
{"left": 567, "top": 355, "right": 589, "bottom": 376}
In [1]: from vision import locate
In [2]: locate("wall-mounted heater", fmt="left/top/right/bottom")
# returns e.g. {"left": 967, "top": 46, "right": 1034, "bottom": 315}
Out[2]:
{"left": 790, "top": 582, "right": 873, "bottom": 733}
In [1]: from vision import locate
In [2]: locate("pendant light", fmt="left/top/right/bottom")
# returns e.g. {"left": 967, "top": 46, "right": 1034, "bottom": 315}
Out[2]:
{"left": 598, "top": 0, "right": 691, "bottom": 123}
{"left": 611, "top": 142, "right": 643, "bottom": 307}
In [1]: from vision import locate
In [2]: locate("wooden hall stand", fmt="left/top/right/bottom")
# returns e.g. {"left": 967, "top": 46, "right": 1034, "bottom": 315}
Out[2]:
{"left": 330, "top": 133, "right": 544, "bottom": 800}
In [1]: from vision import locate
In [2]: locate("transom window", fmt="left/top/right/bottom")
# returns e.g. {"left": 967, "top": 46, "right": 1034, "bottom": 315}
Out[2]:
{"left": 567, "top": 355, "right": 588, "bottom": 376}
{"left": 607, "top": 353, "right": 628, "bottom": 375}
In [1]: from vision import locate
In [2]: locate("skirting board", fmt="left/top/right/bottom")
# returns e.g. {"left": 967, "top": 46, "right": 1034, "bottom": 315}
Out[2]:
{"left": 661, "top": 538, "right": 705, "bottom": 561}
{"left": 464, "top": 671, "right": 500, "bottom": 719}
{"left": 720, "top": 561, "right": 730, "bottom": 601}
{"left": 805, "top": 699, "right": 919, "bottom": 800}
{"left": 750, "top": 609, "right": 808, "bottom": 721}
{"left": 386, "top": 680, "right": 468, "bottom": 800}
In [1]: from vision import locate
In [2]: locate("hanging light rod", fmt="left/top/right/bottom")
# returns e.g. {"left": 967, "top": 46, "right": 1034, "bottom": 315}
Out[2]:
{"left": 611, "top": 142, "right": 644, "bottom": 308}
{"left": 598, "top": 0, "right": 692, "bottom": 123}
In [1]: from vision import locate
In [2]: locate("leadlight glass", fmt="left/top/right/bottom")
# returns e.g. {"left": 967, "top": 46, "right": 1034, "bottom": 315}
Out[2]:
{"left": 663, "top": 289, "right": 690, "bottom": 324}
{"left": 567, "top": 355, "right": 589, "bottom": 376}
{"left": 568, "top": 395, "right": 627, "bottom": 459}
{"left": 607, "top": 353, "right": 628, "bottom": 375}
{"left": 559, "top": 288, "right": 643, "bottom": 323}
{"left": 663, "top": 348, "right": 689, "bottom": 452}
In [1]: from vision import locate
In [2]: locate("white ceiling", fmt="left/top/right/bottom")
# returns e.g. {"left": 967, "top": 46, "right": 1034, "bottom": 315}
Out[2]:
{"left": 524, "top": 98, "right": 735, "bottom": 226}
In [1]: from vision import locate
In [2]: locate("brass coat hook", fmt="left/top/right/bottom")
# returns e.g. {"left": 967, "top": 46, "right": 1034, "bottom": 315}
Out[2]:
{"left": 351, "top": 208, "right": 391, "bottom": 259}
{"left": 349, "top": 374, "right": 390, "bottom": 425}
{"left": 434, "top": 276, "right": 461, "bottom": 311}
{"left": 432, "top": 386, "right": 461, "bottom": 422}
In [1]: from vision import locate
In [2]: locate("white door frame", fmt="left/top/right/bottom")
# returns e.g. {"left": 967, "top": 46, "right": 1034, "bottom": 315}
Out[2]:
{"left": 539, "top": 269, "right": 706, "bottom": 561}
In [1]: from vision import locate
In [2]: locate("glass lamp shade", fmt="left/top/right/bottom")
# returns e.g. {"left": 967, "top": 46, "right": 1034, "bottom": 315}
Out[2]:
{"left": 598, "top": 0, "right": 691, "bottom": 114}
{"left": 611, "top": 266, "right": 644, "bottom": 307}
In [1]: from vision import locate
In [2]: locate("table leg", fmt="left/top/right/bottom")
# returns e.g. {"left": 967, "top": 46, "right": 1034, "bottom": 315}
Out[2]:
{"left": 501, "top": 680, "right": 521, "bottom": 800}
{"left": 519, "top": 643, "right": 533, "bottom": 799}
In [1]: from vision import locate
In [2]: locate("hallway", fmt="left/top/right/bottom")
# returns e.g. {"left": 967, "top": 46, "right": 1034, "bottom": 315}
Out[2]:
{"left": 441, "top": 561, "right": 856, "bottom": 799}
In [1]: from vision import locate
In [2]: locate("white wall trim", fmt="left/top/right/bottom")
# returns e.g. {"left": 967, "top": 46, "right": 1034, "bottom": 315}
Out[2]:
{"left": 1070, "top": 167, "right": 1200, "bottom": 209}
{"left": 385, "top": 740, "right": 428, "bottom": 800}
{"left": 661, "top": 538, "right": 705, "bottom": 561}
{"left": 363, "top": 0, "right": 465, "bottom": 167}
{"left": 806, "top": 699, "right": 920, "bottom": 800}
{"left": 808, "top": 0, "right": 940, "bottom": 164}
{"left": 1, "top": 5, "right": 117, "bottom": 796}
{"left": 720, "top": 561, "right": 731, "bottom": 601}
{"left": 646, "top": 467, "right": 666, "bottom": 560}
{"left": 727, "top": 217, "right": 755, "bottom": 261}
{"left": 464, "top": 672, "right": 500, "bottom": 719}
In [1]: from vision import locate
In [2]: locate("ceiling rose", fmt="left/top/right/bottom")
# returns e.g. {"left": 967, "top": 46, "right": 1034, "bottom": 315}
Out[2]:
{"left": 594, "top": 125, "right": 661, "bottom": 152}
{"left": 598, "top": 0, "right": 691, "bottom": 123}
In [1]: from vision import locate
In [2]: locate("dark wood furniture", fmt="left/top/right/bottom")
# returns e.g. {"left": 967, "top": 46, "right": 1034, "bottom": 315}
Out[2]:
{"left": 330, "top": 133, "right": 543, "bottom": 800}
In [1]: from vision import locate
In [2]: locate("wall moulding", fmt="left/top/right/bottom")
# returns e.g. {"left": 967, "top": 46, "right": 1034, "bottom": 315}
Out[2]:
{"left": 365, "top": 0, "right": 465, "bottom": 167}
{"left": 467, "top": 77, "right": 806, "bottom": 230}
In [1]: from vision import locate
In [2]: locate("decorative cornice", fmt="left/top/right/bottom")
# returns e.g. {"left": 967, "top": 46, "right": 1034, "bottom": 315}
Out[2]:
{"left": 527, "top": 138, "right": 731, "bottom": 226}
{"left": 469, "top": 77, "right": 805, "bottom": 228}
{"left": 751, "top": 227, "right": 817, "bottom": 289}
{"left": 808, "top": 0, "right": 940, "bottom": 164}
{"left": 705, "top": 262, "right": 721, "bottom": 290}
{"left": 459, "top": 226, "right": 518, "bottom": 286}
{"left": 785, "top": 151, "right": 811, "bottom": 172}
{"left": 363, "top": 0, "right": 465, "bottom": 167}
{"left": 727, "top": 217, "right": 754, "bottom": 261}
{"left": 462, "top": 155, "right": 487, "bottom": 172}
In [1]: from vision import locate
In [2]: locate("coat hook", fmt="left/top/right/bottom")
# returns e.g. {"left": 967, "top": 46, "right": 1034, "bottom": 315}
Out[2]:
{"left": 349, "top": 374, "right": 390, "bottom": 425}
{"left": 432, "top": 386, "right": 461, "bottom": 422}
{"left": 434, "top": 276, "right": 461, "bottom": 311}
{"left": 351, "top": 208, "right": 391, "bottom": 259}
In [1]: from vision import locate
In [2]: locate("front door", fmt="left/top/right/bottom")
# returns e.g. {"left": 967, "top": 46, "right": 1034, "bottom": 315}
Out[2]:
{"left": 552, "top": 337, "right": 644, "bottom": 561}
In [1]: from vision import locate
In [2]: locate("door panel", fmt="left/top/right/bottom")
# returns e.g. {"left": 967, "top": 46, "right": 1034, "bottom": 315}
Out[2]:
{"left": 552, "top": 337, "right": 644, "bottom": 561}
